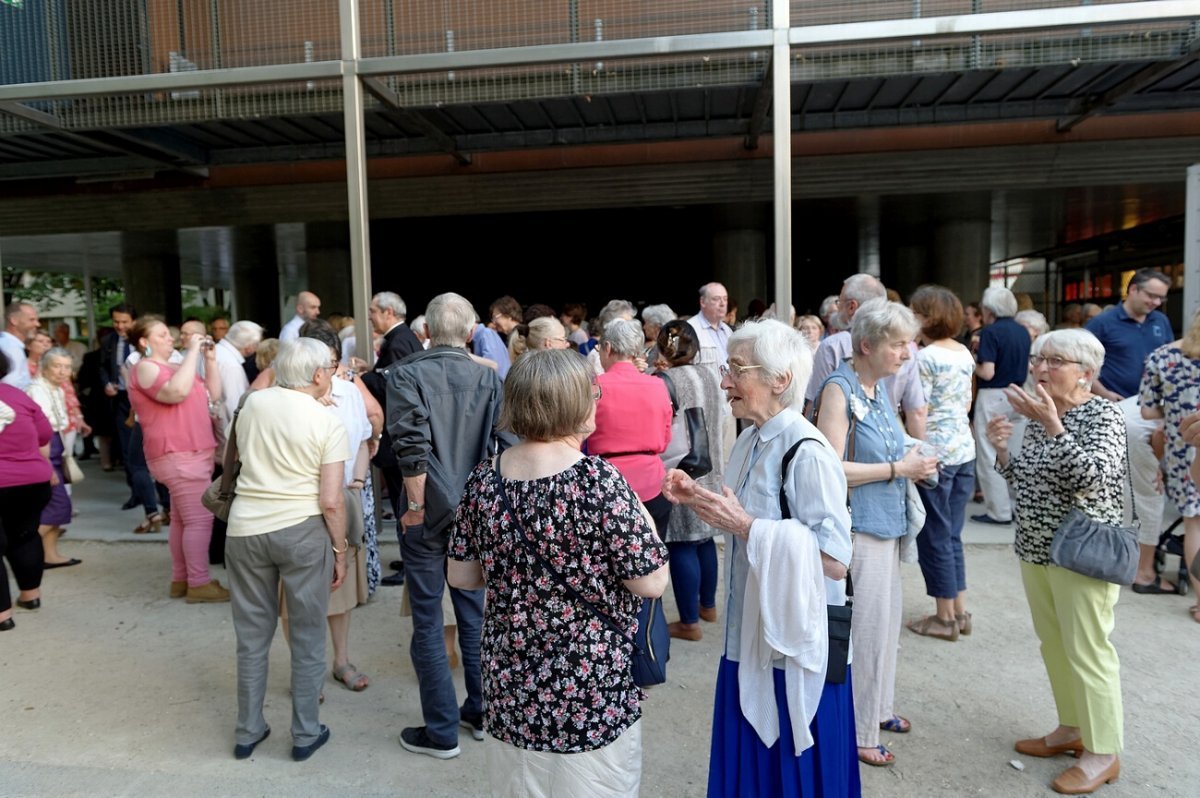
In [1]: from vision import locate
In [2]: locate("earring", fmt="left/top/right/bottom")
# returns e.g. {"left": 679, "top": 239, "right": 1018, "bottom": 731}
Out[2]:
{"left": 144, "top": 346, "right": 152, "bottom": 357}
{"left": 1077, "top": 378, "right": 1088, "bottom": 388}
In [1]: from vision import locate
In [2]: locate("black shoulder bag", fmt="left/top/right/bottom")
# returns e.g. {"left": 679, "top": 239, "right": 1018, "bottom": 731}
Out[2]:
{"left": 779, "top": 438, "right": 853, "bottom": 685}
{"left": 654, "top": 370, "right": 713, "bottom": 478}
{"left": 490, "top": 453, "right": 669, "bottom": 687}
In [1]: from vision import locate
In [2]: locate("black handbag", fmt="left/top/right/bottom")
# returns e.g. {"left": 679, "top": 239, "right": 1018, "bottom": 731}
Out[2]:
{"left": 780, "top": 438, "right": 852, "bottom": 684}
{"left": 490, "top": 453, "right": 669, "bottom": 687}
{"left": 1049, "top": 454, "right": 1138, "bottom": 586}
{"left": 655, "top": 371, "right": 713, "bottom": 479}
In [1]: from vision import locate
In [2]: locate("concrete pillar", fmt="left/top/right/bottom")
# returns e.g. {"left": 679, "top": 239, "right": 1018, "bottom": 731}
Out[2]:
{"left": 857, "top": 195, "right": 881, "bottom": 278}
{"left": 304, "top": 221, "right": 352, "bottom": 321}
{"left": 231, "top": 225, "right": 280, "bottom": 330}
{"left": 710, "top": 203, "right": 769, "bottom": 320}
{"left": 121, "top": 230, "right": 182, "bottom": 324}
{"left": 929, "top": 192, "right": 991, "bottom": 305}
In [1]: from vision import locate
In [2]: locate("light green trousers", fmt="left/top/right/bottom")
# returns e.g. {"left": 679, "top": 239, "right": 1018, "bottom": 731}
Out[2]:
{"left": 1019, "top": 561, "right": 1123, "bottom": 754}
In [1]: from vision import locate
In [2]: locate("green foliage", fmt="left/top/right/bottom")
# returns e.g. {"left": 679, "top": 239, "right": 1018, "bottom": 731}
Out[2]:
{"left": 2, "top": 268, "right": 123, "bottom": 314}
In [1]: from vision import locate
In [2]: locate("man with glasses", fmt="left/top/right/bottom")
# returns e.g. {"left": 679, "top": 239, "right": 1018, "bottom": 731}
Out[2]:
{"left": 1086, "top": 268, "right": 1174, "bottom": 593}
{"left": 688, "top": 282, "right": 733, "bottom": 368}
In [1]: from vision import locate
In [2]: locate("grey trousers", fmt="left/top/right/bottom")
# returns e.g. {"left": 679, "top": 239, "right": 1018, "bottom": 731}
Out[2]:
{"left": 227, "top": 516, "right": 332, "bottom": 747}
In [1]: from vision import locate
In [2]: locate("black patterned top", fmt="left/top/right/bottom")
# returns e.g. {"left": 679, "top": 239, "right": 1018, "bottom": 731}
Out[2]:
{"left": 450, "top": 456, "right": 668, "bottom": 753}
{"left": 998, "top": 396, "right": 1127, "bottom": 565}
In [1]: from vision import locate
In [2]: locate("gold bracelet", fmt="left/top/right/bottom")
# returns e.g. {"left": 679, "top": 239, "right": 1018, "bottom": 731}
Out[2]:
{"left": 331, "top": 541, "right": 348, "bottom": 554}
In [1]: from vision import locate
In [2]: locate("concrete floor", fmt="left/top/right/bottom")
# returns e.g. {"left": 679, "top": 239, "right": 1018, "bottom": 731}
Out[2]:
{"left": 2, "top": 460, "right": 1197, "bottom": 797}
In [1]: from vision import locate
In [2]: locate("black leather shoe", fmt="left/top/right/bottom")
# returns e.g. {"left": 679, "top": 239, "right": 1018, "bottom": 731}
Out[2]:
{"left": 121, "top": 498, "right": 140, "bottom": 511}
{"left": 234, "top": 727, "right": 270, "bottom": 760}
{"left": 292, "top": 725, "right": 330, "bottom": 762}
{"left": 380, "top": 571, "right": 405, "bottom": 587}
{"left": 388, "top": 560, "right": 404, "bottom": 572}
{"left": 16, "top": 598, "right": 40, "bottom": 610}
{"left": 0, "top": 618, "right": 14, "bottom": 631}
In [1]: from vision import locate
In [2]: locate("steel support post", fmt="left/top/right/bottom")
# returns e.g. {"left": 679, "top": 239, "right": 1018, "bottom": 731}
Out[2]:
{"left": 771, "top": 0, "right": 792, "bottom": 320}
{"left": 1185, "top": 164, "right": 1199, "bottom": 321}
{"left": 339, "top": 0, "right": 374, "bottom": 364}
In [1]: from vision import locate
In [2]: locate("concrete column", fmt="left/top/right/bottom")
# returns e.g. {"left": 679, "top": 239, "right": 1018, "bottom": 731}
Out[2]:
{"left": 1185, "top": 164, "right": 1199, "bottom": 323}
{"left": 929, "top": 192, "right": 991, "bottom": 304}
{"left": 710, "top": 203, "right": 769, "bottom": 320}
{"left": 857, "top": 195, "right": 881, "bottom": 277}
{"left": 304, "top": 221, "right": 352, "bottom": 320}
{"left": 120, "top": 230, "right": 182, "bottom": 324}
{"left": 231, "top": 225, "right": 280, "bottom": 329}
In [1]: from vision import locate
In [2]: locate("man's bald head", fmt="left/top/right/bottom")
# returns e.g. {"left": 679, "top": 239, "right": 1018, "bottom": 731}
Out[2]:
{"left": 296, "top": 291, "right": 321, "bottom": 322}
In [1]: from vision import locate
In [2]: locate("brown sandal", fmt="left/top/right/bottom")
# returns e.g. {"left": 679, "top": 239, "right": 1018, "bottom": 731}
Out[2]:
{"left": 907, "top": 615, "right": 959, "bottom": 641}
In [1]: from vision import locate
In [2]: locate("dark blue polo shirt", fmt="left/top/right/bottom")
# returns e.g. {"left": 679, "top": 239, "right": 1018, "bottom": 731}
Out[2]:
{"left": 1086, "top": 304, "right": 1173, "bottom": 398}
{"left": 976, "top": 317, "right": 1032, "bottom": 389}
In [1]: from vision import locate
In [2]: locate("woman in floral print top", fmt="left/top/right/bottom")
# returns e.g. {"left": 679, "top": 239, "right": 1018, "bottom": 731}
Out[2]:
{"left": 450, "top": 350, "right": 669, "bottom": 797}
{"left": 988, "top": 329, "right": 1127, "bottom": 796}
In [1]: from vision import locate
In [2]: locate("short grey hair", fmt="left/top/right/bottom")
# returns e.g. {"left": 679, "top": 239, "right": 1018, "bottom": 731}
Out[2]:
{"left": 851, "top": 298, "right": 920, "bottom": 354}
{"left": 225, "top": 320, "right": 264, "bottom": 349}
{"left": 981, "top": 286, "right": 1018, "bottom": 319}
{"left": 410, "top": 314, "right": 427, "bottom": 338}
{"left": 426, "top": 292, "right": 475, "bottom": 347}
{"left": 274, "top": 338, "right": 329, "bottom": 389}
{"left": 41, "top": 347, "right": 72, "bottom": 370}
{"left": 1033, "top": 329, "right": 1105, "bottom": 380}
{"left": 373, "top": 291, "right": 407, "bottom": 319}
{"left": 727, "top": 319, "right": 812, "bottom": 410}
{"left": 601, "top": 318, "right": 644, "bottom": 358}
{"left": 842, "top": 274, "right": 886, "bottom": 308}
{"left": 597, "top": 299, "right": 635, "bottom": 331}
{"left": 641, "top": 304, "right": 676, "bottom": 328}
{"left": 1014, "top": 309, "right": 1049, "bottom": 338}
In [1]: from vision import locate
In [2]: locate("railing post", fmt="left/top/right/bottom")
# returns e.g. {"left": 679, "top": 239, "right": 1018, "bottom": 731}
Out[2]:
{"left": 771, "top": 0, "right": 792, "bottom": 319}
{"left": 339, "top": 0, "right": 374, "bottom": 365}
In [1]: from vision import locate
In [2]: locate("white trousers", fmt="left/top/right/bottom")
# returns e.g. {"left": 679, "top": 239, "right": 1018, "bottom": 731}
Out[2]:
{"left": 484, "top": 720, "right": 642, "bottom": 798}
{"left": 1118, "top": 396, "right": 1166, "bottom": 546}
{"left": 850, "top": 534, "right": 902, "bottom": 748}
{"left": 972, "top": 388, "right": 1026, "bottom": 522}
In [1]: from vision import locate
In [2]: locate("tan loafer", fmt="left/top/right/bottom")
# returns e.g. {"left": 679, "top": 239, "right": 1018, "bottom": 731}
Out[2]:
{"left": 169, "top": 580, "right": 187, "bottom": 599}
{"left": 186, "top": 580, "right": 230, "bottom": 604}
{"left": 1014, "top": 736, "right": 1085, "bottom": 758}
{"left": 1051, "top": 758, "right": 1119, "bottom": 795}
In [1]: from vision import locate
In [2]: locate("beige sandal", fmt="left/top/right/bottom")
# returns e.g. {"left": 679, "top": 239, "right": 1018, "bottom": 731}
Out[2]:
{"left": 907, "top": 614, "right": 959, "bottom": 641}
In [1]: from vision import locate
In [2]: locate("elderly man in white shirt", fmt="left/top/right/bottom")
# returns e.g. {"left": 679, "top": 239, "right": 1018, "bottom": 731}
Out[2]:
{"left": 687, "top": 282, "right": 734, "bottom": 368}
{"left": 1, "top": 301, "right": 39, "bottom": 389}
{"left": 215, "top": 320, "right": 263, "bottom": 417}
{"left": 279, "top": 291, "right": 321, "bottom": 342}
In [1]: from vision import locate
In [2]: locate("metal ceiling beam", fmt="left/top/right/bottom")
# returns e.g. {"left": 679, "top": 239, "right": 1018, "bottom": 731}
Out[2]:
{"left": 0, "top": 2, "right": 1194, "bottom": 103}
{"left": 361, "top": 76, "right": 471, "bottom": 165}
{"left": 1057, "top": 37, "right": 1200, "bottom": 132}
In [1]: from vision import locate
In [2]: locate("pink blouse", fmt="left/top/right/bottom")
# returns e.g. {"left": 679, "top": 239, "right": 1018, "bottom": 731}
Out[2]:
{"left": 588, "top": 361, "right": 673, "bottom": 500}
{"left": 0, "top": 384, "right": 53, "bottom": 487}
{"left": 128, "top": 360, "right": 216, "bottom": 460}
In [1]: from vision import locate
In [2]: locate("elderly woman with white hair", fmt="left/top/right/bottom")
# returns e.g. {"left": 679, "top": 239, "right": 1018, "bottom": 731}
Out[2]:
{"left": 986, "top": 329, "right": 1126, "bottom": 795}
{"left": 814, "top": 299, "right": 937, "bottom": 768}
{"left": 225, "top": 337, "right": 349, "bottom": 763}
{"left": 641, "top": 303, "right": 676, "bottom": 363}
{"left": 582, "top": 298, "right": 636, "bottom": 374}
{"left": 663, "top": 318, "right": 857, "bottom": 796}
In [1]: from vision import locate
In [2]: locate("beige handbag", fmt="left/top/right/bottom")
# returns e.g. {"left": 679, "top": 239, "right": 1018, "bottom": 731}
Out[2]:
{"left": 62, "top": 446, "right": 85, "bottom": 484}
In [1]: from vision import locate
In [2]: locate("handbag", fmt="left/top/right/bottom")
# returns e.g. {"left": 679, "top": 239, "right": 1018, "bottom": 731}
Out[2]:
{"left": 655, "top": 371, "right": 713, "bottom": 479}
{"left": 491, "top": 453, "right": 669, "bottom": 687}
{"left": 201, "top": 399, "right": 245, "bottom": 522}
{"left": 62, "top": 449, "right": 85, "bottom": 485}
{"left": 343, "top": 487, "right": 365, "bottom": 548}
{"left": 1050, "top": 508, "right": 1138, "bottom": 585}
{"left": 779, "top": 438, "right": 852, "bottom": 684}
{"left": 1049, "top": 452, "right": 1139, "bottom": 586}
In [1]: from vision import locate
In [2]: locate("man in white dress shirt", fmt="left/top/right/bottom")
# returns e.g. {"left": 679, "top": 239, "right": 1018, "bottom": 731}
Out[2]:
{"left": 687, "top": 282, "right": 734, "bottom": 368}
{"left": 279, "top": 291, "right": 321, "bottom": 342}
{"left": 214, "top": 320, "right": 263, "bottom": 417}
{"left": 1, "top": 301, "right": 39, "bottom": 389}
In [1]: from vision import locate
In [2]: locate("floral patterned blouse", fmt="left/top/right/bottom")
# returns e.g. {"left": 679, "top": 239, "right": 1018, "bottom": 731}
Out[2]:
{"left": 450, "top": 455, "right": 668, "bottom": 753}
{"left": 998, "top": 397, "right": 1127, "bottom": 565}
{"left": 1139, "top": 343, "right": 1200, "bottom": 517}
{"left": 916, "top": 343, "right": 976, "bottom": 466}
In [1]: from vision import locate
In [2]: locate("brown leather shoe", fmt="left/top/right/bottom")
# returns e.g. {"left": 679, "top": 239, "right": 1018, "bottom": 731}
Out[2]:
{"left": 906, "top": 614, "right": 959, "bottom": 641}
{"left": 169, "top": 581, "right": 187, "bottom": 599}
{"left": 186, "top": 580, "right": 230, "bottom": 604}
{"left": 956, "top": 611, "right": 972, "bottom": 636}
{"left": 699, "top": 606, "right": 718, "bottom": 623}
{"left": 1014, "top": 736, "right": 1085, "bottom": 758}
{"left": 668, "top": 621, "right": 702, "bottom": 641}
{"left": 1051, "top": 759, "right": 1119, "bottom": 795}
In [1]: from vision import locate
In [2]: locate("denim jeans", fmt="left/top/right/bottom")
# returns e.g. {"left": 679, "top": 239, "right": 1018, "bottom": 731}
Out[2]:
{"left": 915, "top": 460, "right": 976, "bottom": 598}
{"left": 667, "top": 539, "right": 718, "bottom": 624}
{"left": 122, "top": 419, "right": 163, "bottom": 513}
{"left": 401, "top": 522, "right": 483, "bottom": 745}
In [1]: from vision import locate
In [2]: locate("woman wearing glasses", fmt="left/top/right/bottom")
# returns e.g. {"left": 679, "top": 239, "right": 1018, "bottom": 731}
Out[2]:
{"left": 663, "top": 318, "right": 858, "bottom": 797}
{"left": 813, "top": 299, "right": 937, "bottom": 768}
{"left": 987, "top": 329, "right": 1127, "bottom": 795}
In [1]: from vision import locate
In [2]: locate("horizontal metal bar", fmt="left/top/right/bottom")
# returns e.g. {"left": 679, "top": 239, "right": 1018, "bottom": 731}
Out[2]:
{"left": 0, "top": 101, "right": 64, "bottom": 128}
{"left": 790, "top": 1, "right": 1200, "bottom": 46}
{"left": 0, "top": 62, "right": 344, "bottom": 103}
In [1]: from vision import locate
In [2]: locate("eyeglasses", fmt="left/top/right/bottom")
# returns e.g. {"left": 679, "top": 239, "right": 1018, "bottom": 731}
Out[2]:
{"left": 1029, "top": 354, "right": 1080, "bottom": 370}
{"left": 1136, "top": 287, "right": 1167, "bottom": 302}
{"left": 319, "top": 362, "right": 339, "bottom": 373}
{"left": 719, "top": 362, "right": 764, "bottom": 380}
{"left": 591, "top": 382, "right": 603, "bottom": 401}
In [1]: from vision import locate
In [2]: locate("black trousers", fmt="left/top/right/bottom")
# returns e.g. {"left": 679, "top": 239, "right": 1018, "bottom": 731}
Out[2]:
{"left": 0, "top": 482, "right": 51, "bottom": 613}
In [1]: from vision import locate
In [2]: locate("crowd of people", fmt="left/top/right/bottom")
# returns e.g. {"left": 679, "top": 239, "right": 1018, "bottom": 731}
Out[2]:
{"left": 1, "top": 266, "right": 1197, "bottom": 797}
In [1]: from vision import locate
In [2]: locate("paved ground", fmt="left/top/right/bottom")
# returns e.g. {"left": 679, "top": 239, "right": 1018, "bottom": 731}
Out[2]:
{"left": 2, "top": 461, "right": 1198, "bottom": 797}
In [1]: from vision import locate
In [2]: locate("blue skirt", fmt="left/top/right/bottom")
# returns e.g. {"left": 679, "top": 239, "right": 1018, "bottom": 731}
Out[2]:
{"left": 708, "top": 656, "right": 861, "bottom": 798}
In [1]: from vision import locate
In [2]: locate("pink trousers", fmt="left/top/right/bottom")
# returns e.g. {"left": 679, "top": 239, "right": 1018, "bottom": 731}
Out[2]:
{"left": 148, "top": 449, "right": 215, "bottom": 588}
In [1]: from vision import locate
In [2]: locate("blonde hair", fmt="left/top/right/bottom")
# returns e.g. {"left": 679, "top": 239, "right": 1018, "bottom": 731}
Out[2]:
{"left": 508, "top": 316, "right": 566, "bottom": 361}
{"left": 499, "top": 349, "right": 593, "bottom": 441}
{"left": 255, "top": 338, "right": 280, "bottom": 371}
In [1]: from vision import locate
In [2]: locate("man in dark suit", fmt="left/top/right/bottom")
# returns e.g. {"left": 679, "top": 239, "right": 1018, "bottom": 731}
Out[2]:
{"left": 357, "top": 291, "right": 422, "bottom": 586}
{"left": 98, "top": 302, "right": 159, "bottom": 513}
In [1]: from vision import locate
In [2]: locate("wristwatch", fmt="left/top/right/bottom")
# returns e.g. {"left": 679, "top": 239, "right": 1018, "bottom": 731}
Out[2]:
{"left": 408, "top": 501, "right": 425, "bottom": 512}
